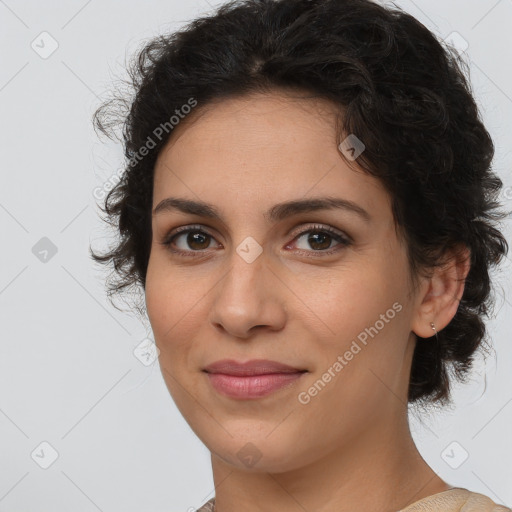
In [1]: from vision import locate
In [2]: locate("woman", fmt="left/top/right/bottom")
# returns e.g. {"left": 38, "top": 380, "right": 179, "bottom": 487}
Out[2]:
{"left": 91, "top": 0, "right": 511, "bottom": 510}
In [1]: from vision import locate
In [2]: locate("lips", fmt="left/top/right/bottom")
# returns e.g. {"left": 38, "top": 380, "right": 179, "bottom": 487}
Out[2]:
{"left": 203, "top": 359, "right": 307, "bottom": 399}
{"left": 203, "top": 359, "right": 306, "bottom": 376}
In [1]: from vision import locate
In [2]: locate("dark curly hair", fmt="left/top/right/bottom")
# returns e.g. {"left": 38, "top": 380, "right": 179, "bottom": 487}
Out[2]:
{"left": 90, "top": 0, "right": 510, "bottom": 408}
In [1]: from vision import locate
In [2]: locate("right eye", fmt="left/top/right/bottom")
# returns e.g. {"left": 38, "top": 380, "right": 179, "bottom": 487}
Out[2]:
{"left": 161, "top": 225, "right": 221, "bottom": 256}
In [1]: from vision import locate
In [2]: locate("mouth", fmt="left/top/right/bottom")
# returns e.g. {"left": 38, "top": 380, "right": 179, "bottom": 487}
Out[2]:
{"left": 203, "top": 359, "right": 308, "bottom": 399}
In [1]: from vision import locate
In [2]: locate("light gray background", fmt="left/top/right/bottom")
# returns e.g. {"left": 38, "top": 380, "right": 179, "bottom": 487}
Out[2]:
{"left": 0, "top": 1, "right": 511, "bottom": 511}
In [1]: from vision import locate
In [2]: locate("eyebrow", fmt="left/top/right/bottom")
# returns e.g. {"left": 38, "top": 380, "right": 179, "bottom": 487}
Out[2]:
{"left": 152, "top": 196, "right": 371, "bottom": 223}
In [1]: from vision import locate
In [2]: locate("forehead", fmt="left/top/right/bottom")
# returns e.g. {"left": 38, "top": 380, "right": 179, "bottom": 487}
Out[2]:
{"left": 157, "top": 90, "right": 339, "bottom": 161}
{"left": 152, "top": 91, "right": 389, "bottom": 219}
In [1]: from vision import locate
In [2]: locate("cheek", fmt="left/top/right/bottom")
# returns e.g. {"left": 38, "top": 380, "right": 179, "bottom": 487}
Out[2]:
{"left": 313, "top": 266, "right": 401, "bottom": 332}
{"left": 145, "top": 255, "right": 207, "bottom": 353}
{"left": 304, "top": 258, "right": 410, "bottom": 386}
{"left": 144, "top": 258, "right": 167, "bottom": 332}
{"left": 145, "top": 255, "right": 183, "bottom": 345}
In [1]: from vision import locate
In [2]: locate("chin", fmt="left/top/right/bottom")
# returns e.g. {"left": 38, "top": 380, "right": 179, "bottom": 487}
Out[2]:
{"left": 201, "top": 427, "right": 310, "bottom": 474}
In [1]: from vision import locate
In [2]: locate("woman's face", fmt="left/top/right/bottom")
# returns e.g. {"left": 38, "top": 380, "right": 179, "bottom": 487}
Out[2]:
{"left": 145, "top": 91, "right": 423, "bottom": 472}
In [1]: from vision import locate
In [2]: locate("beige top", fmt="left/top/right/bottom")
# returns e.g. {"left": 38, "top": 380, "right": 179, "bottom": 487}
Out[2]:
{"left": 195, "top": 488, "right": 512, "bottom": 511}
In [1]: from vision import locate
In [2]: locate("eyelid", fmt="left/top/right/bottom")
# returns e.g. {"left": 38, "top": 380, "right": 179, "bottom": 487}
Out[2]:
{"left": 166, "top": 222, "right": 350, "bottom": 240}
{"left": 162, "top": 222, "right": 352, "bottom": 255}
{"left": 288, "top": 223, "right": 352, "bottom": 243}
{"left": 161, "top": 224, "right": 220, "bottom": 249}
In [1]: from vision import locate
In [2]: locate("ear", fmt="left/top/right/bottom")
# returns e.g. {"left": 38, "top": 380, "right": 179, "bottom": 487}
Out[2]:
{"left": 411, "top": 245, "right": 471, "bottom": 338}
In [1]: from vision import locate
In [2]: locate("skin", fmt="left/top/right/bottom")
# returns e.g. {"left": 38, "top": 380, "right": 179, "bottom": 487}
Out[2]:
{"left": 145, "top": 90, "right": 471, "bottom": 512}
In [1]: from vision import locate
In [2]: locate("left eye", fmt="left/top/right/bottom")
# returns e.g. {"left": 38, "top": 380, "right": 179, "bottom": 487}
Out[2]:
{"left": 292, "top": 228, "right": 349, "bottom": 252}
{"left": 161, "top": 225, "right": 351, "bottom": 256}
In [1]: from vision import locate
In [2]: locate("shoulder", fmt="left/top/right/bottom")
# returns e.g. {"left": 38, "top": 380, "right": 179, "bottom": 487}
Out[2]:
{"left": 463, "top": 489, "right": 512, "bottom": 511}
{"left": 194, "top": 491, "right": 512, "bottom": 512}
{"left": 400, "top": 488, "right": 511, "bottom": 511}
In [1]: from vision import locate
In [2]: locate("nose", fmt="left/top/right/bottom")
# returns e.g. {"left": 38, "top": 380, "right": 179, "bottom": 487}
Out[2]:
{"left": 208, "top": 246, "right": 287, "bottom": 339}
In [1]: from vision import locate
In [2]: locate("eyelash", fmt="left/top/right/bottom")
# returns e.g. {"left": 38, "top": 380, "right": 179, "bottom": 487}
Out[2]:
{"left": 160, "top": 223, "right": 352, "bottom": 258}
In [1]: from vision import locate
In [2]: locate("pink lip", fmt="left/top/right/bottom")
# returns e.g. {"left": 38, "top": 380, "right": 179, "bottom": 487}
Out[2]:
{"left": 203, "top": 359, "right": 307, "bottom": 399}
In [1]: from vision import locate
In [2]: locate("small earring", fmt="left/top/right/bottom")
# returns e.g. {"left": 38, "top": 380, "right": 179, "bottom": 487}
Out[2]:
{"left": 430, "top": 321, "right": 439, "bottom": 340}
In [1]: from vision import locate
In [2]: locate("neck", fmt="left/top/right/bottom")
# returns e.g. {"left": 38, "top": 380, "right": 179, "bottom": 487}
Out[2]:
{"left": 209, "top": 410, "right": 450, "bottom": 512}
